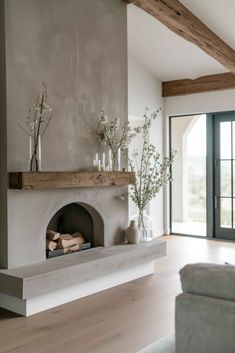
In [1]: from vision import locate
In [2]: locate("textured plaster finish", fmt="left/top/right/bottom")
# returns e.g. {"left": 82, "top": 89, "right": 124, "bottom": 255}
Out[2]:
{"left": 0, "top": 0, "right": 8, "bottom": 268}
{"left": 0, "top": 239, "right": 165, "bottom": 299}
{"left": 5, "top": 0, "right": 127, "bottom": 170}
{"left": 4, "top": 0, "right": 128, "bottom": 268}
{"left": 0, "top": 262, "right": 155, "bottom": 316}
{"left": 8, "top": 187, "right": 128, "bottom": 267}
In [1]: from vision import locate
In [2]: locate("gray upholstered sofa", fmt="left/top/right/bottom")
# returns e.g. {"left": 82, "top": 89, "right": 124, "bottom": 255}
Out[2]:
{"left": 176, "top": 263, "right": 235, "bottom": 353}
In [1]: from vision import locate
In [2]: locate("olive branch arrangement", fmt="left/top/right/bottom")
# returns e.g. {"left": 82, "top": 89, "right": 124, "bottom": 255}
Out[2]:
{"left": 18, "top": 83, "right": 53, "bottom": 171}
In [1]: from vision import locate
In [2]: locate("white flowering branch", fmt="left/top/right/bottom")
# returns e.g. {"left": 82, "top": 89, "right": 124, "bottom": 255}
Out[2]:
{"left": 129, "top": 108, "right": 176, "bottom": 239}
{"left": 18, "top": 83, "right": 53, "bottom": 171}
{"left": 83, "top": 110, "right": 142, "bottom": 170}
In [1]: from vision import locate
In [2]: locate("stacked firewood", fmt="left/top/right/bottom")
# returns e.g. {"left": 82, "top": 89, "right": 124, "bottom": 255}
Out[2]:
{"left": 46, "top": 230, "right": 85, "bottom": 255}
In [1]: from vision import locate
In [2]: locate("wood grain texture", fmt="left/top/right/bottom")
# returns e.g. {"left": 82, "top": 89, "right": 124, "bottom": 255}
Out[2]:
{"left": 127, "top": 0, "right": 235, "bottom": 72}
{"left": 0, "top": 0, "right": 8, "bottom": 269}
{"left": 8, "top": 171, "right": 135, "bottom": 190}
{"left": 162, "top": 72, "right": 235, "bottom": 97}
{"left": 1, "top": 236, "right": 235, "bottom": 353}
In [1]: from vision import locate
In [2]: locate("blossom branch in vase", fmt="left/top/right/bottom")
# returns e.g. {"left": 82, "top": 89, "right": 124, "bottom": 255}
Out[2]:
{"left": 129, "top": 108, "right": 176, "bottom": 240}
{"left": 82, "top": 110, "right": 141, "bottom": 171}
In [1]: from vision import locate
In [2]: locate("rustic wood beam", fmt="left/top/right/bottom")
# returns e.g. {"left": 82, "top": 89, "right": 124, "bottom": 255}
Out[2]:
{"left": 127, "top": 0, "right": 235, "bottom": 73}
{"left": 8, "top": 171, "right": 135, "bottom": 190}
{"left": 162, "top": 72, "right": 235, "bottom": 97}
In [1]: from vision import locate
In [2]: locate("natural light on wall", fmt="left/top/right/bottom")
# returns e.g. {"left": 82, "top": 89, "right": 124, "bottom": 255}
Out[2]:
{"left": 171, "top": 114, "right": 207, "bottom": 237}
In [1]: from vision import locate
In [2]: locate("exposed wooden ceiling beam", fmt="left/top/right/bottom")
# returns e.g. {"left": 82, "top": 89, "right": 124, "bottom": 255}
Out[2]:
{"left": 126, "top": 0, "right": 235, "bottom": 73}
{"left": 162, "top": 72, "right": 235, "bottom": 97}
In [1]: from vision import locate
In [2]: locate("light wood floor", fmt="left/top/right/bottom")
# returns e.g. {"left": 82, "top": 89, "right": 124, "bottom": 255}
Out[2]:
{"left": 1, "top": 235, "right": 235, "bottom": 353}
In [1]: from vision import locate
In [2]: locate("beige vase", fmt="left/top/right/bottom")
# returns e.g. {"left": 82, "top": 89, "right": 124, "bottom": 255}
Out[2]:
{"left": 126, "top": 220, "right": 140, "bottom": 244}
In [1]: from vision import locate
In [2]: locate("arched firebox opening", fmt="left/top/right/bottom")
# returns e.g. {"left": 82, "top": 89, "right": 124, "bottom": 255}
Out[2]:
{"left": 46, "top": 202, "right": 104, "bottom": 258}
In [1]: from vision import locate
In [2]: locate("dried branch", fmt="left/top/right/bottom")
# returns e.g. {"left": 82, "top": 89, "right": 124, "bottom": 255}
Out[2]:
{"left": 18, "top": 83, "right": 53, "bottom": 171}
{"left": 18, "top": 123, "right": 33, "bottom": 138}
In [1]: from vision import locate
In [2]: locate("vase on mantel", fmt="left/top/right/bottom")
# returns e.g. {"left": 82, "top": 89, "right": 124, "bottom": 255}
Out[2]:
{"left": 109, "top": 148, "right": 121, "bottom": 172}
{"left": 131, "top": 211, "right": 154, "bottom": 242}
{"left": 29, "top": 135, "right": 42, "bottom": 172}
{"left": 126, "top": 220, "right": 139, "bottom": 244}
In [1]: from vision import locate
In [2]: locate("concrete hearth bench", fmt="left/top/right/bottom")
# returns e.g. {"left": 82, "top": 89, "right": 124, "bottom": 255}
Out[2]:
{"left": 0, "top": 239, "right": 166, "bottom": 316}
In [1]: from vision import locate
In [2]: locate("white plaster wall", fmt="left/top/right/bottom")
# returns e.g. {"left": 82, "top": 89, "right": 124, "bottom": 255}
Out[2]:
{"left": 164, "top": 89, "right": 235, "bottom": 117}
{"left": 128, "top": 56, "right": 164, "bottom": 236}
{"left": 171, "top": 116, "right": 195, "bottom": 222}
{"left": 128, "top": 56, "right": 162, "bottom": 116}
{"left": 164, "top": 88, "right": 235, "bottom": 234}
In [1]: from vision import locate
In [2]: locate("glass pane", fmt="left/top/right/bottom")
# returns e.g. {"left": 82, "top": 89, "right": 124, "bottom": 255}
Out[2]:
{"left": 220, "top": 122, "right": 231, "bottom": 159}
{"left": 171, "top": 115, "right": 207, "bottom": 236}
{"left": 233, "top": 122, "right": 235, "bottom": 158}
{"left": 234, "top": 161, "right": 235, "bottom": 198}
{"left": 220, "top": 161, "right": 231, "bottom": 197}
{"left": 233, "top": 199, "right": 235, "bottom": 229}
{"left": 220, "top": 198, "right": 232, "bottom": 228}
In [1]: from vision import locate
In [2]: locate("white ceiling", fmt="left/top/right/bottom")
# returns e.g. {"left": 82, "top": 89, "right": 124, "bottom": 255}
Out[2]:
{"left": 127, "top": 1, "right": 235, "bottom": 81}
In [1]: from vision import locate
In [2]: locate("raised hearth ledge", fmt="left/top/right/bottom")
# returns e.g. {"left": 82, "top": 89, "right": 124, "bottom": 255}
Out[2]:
{"left": 8, "top": 171, "right": 135, "bottom": 190}
{"left": 0, "top": 262, "right": 155, "bottom": 316}
{"left": 0, "top": 239, "right": 166, "bottom": 316}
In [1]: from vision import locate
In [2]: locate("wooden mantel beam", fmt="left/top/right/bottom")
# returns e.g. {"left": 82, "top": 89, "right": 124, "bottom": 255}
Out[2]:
{"left": 162, "top": 72, "right": 235, "bottom": 97}
{"left": 126, "top": 0, "right": 235, "bottom": 73}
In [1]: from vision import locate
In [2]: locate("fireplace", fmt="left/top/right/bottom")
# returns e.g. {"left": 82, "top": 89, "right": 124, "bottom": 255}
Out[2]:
{"left": 6, "top": 185, "right": 128, "bottom": 268}
{"left": 46, "top": 202, "right": 104, "bottom": 258}
{"left": 0, "top": 0, "right": 167, "bottom": 318}
{"left": 2, "top": 172, "right": 164, "bottom": 317}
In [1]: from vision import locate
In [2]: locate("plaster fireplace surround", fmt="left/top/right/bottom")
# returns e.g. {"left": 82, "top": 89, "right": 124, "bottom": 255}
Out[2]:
{"left": 8, "top": 187, "right": 124, "bottom": 267}
{"left": 0, "top": 186, "right": 166, "bottom": 316}
{"left": 0, "top": 0, "right": 166, "bottom": 316}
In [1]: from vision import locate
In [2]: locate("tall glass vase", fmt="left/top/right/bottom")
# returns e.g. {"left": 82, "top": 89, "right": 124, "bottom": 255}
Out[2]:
{"left": 109, "top": 148, "right": 121, "bottom": 171}
{"left": 29, "top": 135, "right": 42, "bottom": 172}
{"left": 131, "top": 210, "right": 154, "bottom": 241}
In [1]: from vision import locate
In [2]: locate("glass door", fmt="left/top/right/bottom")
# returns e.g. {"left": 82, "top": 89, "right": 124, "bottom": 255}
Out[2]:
{"left": 170, "top": 114, "right": 207, "bottom": 236}
{"left": 214, "top": 113, "right": 235, "bottom": 239}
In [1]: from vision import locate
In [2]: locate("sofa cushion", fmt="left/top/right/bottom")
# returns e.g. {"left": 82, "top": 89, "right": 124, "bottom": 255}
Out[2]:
{"left": 180, "top": 263, "right": 235, "bottom": 301}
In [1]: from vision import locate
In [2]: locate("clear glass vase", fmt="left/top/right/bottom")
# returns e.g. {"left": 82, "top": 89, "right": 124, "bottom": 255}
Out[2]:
{"left": 29, "top": 135, "right": 42, "bottom": 172}
{"left": 109, "top": 148, "right": 121, "bottom": 171}
{"left": 131, "top": 211, "right": 154, "bottom": 242}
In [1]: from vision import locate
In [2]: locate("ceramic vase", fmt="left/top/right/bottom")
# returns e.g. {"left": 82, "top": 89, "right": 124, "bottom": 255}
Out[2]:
{"left": 126, "top": 220, "right": 139, "bottom": 244}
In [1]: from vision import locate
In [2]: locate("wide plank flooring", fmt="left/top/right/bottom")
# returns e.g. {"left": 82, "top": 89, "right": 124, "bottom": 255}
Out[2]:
{"left": 1, "top": 235, "right": 235, "bottom": 353}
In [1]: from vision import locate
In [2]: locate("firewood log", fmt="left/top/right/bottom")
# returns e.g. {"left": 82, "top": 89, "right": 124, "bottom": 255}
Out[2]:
{"left": 46, "top": 240, "right": 57, "bottom": 251}
{"left": 58, "top": 233, "right": 85, "bottom": 241}
{"left": 72, "top": 232, "right": 83, "bottom": 238}
{"left": 59, "top": 234, "right": 73, "bottom": 240}
{"left": 57, "top": 235, "right": 85, "bottom": 249}
{"left": 46, "top": 229, "right": 60, "bottom": 241}
{"left": 64, "top": 245, "right": 80, "bottom": 254}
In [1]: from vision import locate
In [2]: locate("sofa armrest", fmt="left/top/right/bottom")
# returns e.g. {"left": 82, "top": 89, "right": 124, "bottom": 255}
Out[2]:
{"left": 180, "top": 263, "right": 235, "bottom": 301}
{"left": 175, "top": 293, "right": 235, "bottom": 353}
